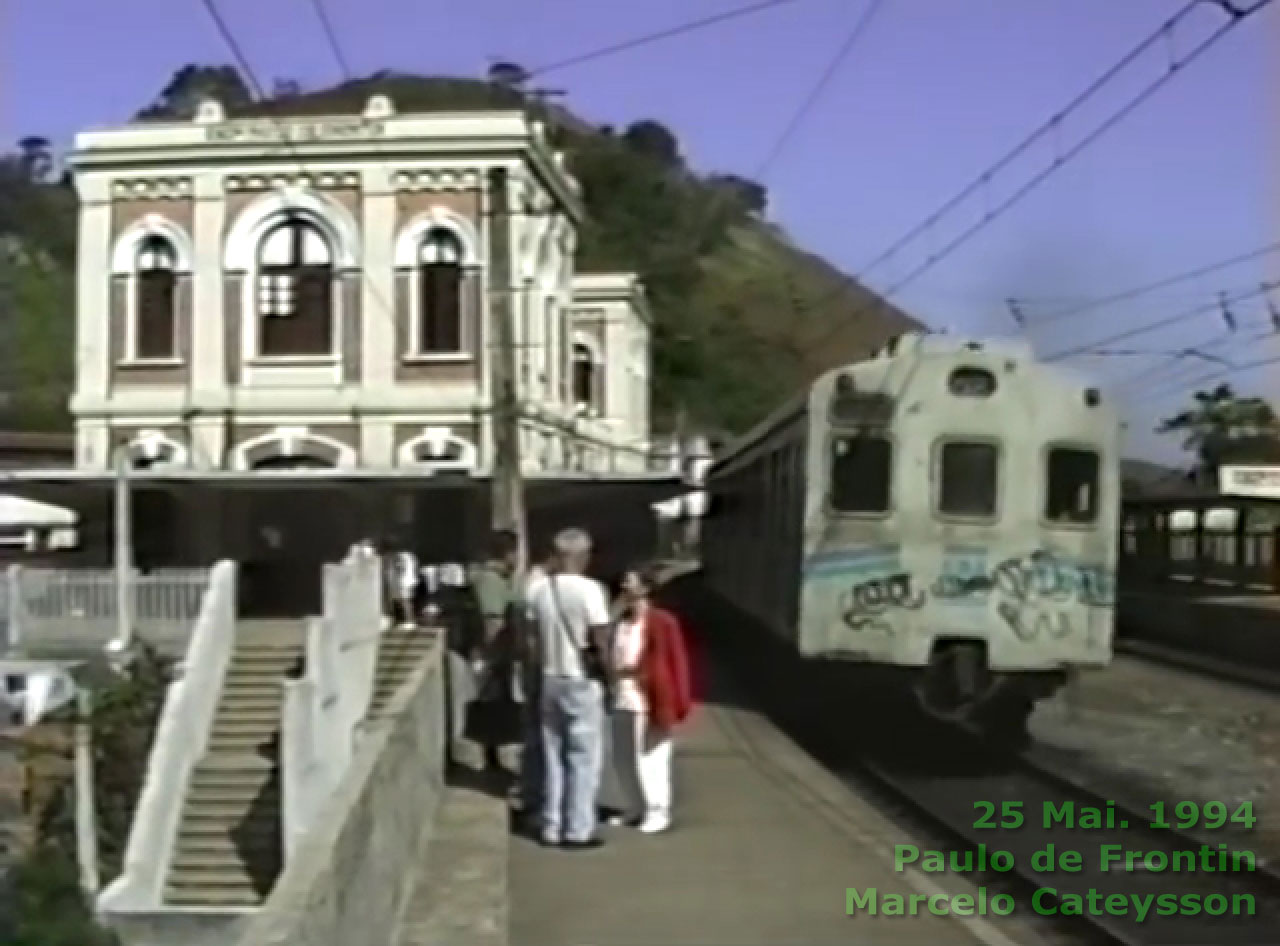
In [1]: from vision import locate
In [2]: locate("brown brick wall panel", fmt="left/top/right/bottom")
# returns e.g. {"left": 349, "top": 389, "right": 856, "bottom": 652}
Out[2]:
{"left": 108, "top": 275, "right": 192, "bottom": 386}
{"left": 225, "top": 274, "right": 243, "bottom": 384}
{"left": 110, "top": 197, "right": 194, "bottom": 243}
{"left": 393, "top": 270, "right": 482, "bottom": 384}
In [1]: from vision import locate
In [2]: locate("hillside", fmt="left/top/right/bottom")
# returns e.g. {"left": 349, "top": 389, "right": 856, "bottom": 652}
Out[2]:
{"left": 1, "top": 66, "right": 923, "bottom": 435}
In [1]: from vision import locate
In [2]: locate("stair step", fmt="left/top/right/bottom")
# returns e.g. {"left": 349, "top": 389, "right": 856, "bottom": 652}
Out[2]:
{"left": 175, "top": 834, "right": 278, "bottom": 853}
{"left": 170, "top": 855, "right": 280, "bottom": 876}
{"left": 210, "top": 719, "right": 280, "bottom": 732}
{"left": 186, "top": 789, "right": 278, "bottom": 806}
{"left": 181, "top": 802, "right": 278, "bottom": 821}
{"left": 165, "top": 882, "right": 263, "bottom": 900}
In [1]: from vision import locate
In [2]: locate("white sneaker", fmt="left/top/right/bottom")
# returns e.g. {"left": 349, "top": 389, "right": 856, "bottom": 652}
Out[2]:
{"left": 638, "top": 812, "right": 670, "bottom": 834}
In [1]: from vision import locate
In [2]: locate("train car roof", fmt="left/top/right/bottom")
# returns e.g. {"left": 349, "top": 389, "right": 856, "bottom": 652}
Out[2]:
{"left": 707, "top": 331, "right": 1107, "bottom": 475}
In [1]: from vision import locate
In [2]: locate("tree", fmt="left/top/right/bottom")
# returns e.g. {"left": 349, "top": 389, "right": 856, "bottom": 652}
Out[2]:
{"left": 135, "top": 64, "right": 252, "bottom": 120}
{"left": 622, "top": 120, "right": 681, "bottom": 167}
{"left": 271, "top": 78, "right": 303, "bottom": 98}
{"left": 16, "top": 137, "right": 53, "bottom": 183}
{"left": 487, "top": 61, "right": 529, "bottom": 87}
{"left": 708, "top": 173, "right": 768, "bottom": 216}
{"left": 1157, "top": 383, "right": 1280, "bottom": 485}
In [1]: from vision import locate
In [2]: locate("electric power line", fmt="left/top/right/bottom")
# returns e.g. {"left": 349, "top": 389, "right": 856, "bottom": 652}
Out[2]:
{"left": 527, "top": 0, "right": 803, "bottom": 79}
{"left": 801, "top": 0, "right": 1274, "bottom": 353}
{"left": 1129, "top": 348, "right": 1280, "bottom": 406}
{"left": 303, "top": 0, "right": 355, "bottom": 81}
{"left": 1013, "top": 238, "right": 1280, "bottom": 327}
{"left": 1043, "top": 281, "right": 1277, "bottom": 362}
{"left": 753, "top": 0, "right": 889, "bottom": 179}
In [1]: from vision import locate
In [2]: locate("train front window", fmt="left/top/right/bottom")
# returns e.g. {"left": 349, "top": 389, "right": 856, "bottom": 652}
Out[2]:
{"left": 830, "top": 435, "right": 891, "bottom": 513}
{"left": 1046, "top": 447, "right": 1099, "bottom": 524}
{"left": 938, "top": 441, "right": 999, "bottom": 518}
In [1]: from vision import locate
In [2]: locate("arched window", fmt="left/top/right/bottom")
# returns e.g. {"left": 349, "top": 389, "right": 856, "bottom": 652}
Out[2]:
{"left": 417, "top": 228, "right": 463, "bottom": 353}
{"left": 135, "top": 236, "right": 177, "bottom": 359}
{"left": 256, "top": 217, "right": 333, "bottom": 356}
{"left": 572, "top": 343, "right": 596, "bottom": 414}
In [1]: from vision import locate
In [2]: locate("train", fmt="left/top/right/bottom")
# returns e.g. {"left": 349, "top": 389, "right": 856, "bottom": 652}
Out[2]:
{"left": 701, "top": 331, "right": 1120, "bottom": 740}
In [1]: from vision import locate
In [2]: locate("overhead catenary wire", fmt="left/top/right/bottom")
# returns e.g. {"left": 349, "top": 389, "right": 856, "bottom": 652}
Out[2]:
{"left": 303, "top": 0, "right": 355, "bottom": 81}
{"left": 1042, "top": 281, "right": 1278, "bottom": 362}
{"left": 799, "top": 0, "right": 1275, "bottom": 353}
{"left": 526, "top": 0, "right": 803, "bottom": 79}
{"left": 753, "top": 0, "right": 889, "bottom": 179}
{"left": 1011, "top": 237, "right": 1280, "bottom": 327}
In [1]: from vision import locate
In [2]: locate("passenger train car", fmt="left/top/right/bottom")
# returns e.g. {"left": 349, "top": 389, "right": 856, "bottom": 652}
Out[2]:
{"left": 702, "top": 332, "right": 1120, "bottom": 737}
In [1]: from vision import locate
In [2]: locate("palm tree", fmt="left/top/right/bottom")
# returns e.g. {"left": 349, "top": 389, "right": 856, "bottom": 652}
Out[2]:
{"left": 1157, "top": 383, "right": 1280, "bottom": 485}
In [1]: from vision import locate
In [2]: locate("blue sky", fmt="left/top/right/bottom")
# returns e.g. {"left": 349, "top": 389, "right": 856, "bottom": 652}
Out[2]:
{"left": 3, "top": 0, "right": 1275, "bottom": 463}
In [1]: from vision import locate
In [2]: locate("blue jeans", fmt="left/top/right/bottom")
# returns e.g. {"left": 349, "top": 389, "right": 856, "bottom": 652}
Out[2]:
{"left": 540, "top": 676, "right": 604, "bottom": 843}
{"left": 520, "top": 676, "right": 544, "bottom": 810}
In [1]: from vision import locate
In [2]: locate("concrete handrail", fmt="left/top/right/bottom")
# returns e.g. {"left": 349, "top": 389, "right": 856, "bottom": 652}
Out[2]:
{"left": 234, "top": 638, "right": 446, "bottom": 946}
{"left": 98, "top": 560, "right": 238, "bottom": 910}
{"left": 281, "top": 553, "right": 383, "bottom": 862}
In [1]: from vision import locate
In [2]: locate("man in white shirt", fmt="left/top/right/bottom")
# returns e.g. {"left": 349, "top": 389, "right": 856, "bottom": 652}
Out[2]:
{"left": 524, "top": 529, "right": 612, "bottom": 849}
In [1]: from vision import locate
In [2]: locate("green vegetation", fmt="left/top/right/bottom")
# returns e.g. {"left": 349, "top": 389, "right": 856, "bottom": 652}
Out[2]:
{"left": 1158, "top": 382, "right": 1280, "bottom": 486}
{"left": 2, "top": 649, "right": 170, "bottom": 945}
{"left": 1, "top": 65, "right": 918, "bottom": 435}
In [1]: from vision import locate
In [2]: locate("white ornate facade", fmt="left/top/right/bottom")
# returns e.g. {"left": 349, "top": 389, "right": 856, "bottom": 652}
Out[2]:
{"left": 68, "top": 94, "right": 652, "bottom": 476}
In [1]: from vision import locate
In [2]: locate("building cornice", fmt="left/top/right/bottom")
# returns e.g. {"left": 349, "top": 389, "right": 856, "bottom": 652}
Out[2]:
{"left": 71, "top": 108, "right": 584, "bottom": 221}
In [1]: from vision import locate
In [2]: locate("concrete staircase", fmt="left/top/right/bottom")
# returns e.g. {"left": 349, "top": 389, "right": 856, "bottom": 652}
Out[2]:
{"left": 165, "top": 625, "right": 303, "bottom": 907}
{"left": 368, "top": 629, "right": 436, "bottom": 722}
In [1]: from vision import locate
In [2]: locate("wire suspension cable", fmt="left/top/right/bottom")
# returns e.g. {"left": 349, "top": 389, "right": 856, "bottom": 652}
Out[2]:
{"left": 754, "top": 0, "right": 889, "bottom": 179}
{"left": 802, "top": 0, "right": 1273, "bottom": 350}
{"left": 528, "top": 0, "right": 803, "bottom": 79}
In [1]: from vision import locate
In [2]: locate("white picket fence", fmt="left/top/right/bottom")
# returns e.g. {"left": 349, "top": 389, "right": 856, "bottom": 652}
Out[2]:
{"left": 0, "top": 565, "right": 213, "bottom": 656}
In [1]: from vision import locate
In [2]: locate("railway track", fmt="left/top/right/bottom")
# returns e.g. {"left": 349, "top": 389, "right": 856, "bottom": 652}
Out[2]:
{"left": 1115, "top": 638, "right": 1280, "bottom": 694}
{"left": 858, "top": 730, "right": 1280, "bottom": 945}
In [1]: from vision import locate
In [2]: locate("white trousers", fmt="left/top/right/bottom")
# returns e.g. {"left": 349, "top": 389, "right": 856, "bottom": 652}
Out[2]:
{"left": 608, "top": 709, "right": 673, "bottom": 818}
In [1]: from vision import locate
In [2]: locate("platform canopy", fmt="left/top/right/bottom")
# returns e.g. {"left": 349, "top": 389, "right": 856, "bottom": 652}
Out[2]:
{"left": 0, "top": 493, "right": 77, "bottom": 528}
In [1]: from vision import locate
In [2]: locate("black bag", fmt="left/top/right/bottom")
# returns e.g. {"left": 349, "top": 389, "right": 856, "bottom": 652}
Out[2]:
{"left": 549, "top": 575, "right": 614, "bottom": 706}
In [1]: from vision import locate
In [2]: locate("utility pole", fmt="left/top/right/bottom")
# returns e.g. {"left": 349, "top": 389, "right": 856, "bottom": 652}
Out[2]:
{"left": 486, "top": 166, "right": 527, "bottom": 573}
{"left": 111, "top": 446, "right": 133, "bottom": 656}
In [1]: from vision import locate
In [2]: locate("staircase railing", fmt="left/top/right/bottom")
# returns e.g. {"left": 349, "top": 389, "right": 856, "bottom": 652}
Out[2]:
{"left": 97, "top": 560, "right": 238, "bottom": 911}
{"left": 280, "top": 551, "right": 384, "bottom": 862}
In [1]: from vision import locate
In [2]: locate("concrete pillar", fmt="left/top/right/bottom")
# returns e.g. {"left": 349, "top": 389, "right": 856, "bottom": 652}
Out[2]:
{"left": 191, "top": 173, "right": 226, "bottom": 397}
{"left": 360, "top": 420, "right": 395, "bottom": 471}
{"left": 74, "top": 175, "right": 112, "bottom": 405}
{"left": 360, "top": 166, "right": 396, "bottom": 389}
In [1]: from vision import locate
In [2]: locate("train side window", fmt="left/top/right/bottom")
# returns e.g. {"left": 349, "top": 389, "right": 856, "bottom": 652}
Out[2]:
{"left": 1045, "top": 447, "right": 1099, "bottom": 524}
{"left": 829, "top": 434, "right": 891, "bottom": 513}
{"left": 938, "top": 441, "right": 999, "bottom": 519}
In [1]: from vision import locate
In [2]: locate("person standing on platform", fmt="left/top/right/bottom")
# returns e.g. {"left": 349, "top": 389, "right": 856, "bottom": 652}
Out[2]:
{"left": 603, "top": 565, "right": 693, "bottom": 834}
{"left": 511, "top": 548, "right": 556, "bottom": 822}
{"left": 389, "top": 543, "right": 420, "bottom": 629}
{"left": 467, "top": 530, "right": 522, "bottom": 774}
{"left": 526, "top": 529, "right": 613, "bottom": 849}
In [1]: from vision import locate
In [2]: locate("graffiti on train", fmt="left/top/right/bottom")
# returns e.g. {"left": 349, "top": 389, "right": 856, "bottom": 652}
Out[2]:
{"left": 932, "top": 549, "right": 1115, "bottom": 608}
{"left": 839, "top": 572, "right": 925, "bottom": 633}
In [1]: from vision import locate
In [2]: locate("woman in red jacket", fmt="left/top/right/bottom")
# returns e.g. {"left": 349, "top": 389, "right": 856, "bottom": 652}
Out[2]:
{"left": 606, "top": 564, "right": 694, "bottom": 834}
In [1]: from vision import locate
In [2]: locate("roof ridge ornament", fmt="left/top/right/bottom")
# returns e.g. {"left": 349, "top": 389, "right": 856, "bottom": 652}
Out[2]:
{"left": 364, "top": 94, "right": 395, "bottom": 120}
{"left": 195, "top": 99, "right": 225, "bottom": 125}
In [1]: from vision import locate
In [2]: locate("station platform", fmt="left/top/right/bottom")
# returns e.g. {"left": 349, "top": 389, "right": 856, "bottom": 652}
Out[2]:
{"left": 392, "top": 645, "right": 1038, "bottom": 946}
{"left": 506, "top": 665, "right": 1033, "bottom": 946}
{"left": 1118, "top": 581, "right": 1280, "bottom": 676}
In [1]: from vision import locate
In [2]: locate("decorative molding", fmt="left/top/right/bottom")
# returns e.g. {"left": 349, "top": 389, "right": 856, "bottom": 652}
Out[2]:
{"left": 110, "top": 177, "right": 193, "bottom": 200}
{"left": 124, "top": 429, "right": 189, "bottom": 468}
{"left": 110, "top": 213, "right": 194, "bottom": 275}
{"left": 229, "top": 425, "right": 357, "bottom": 470}
{"left": 392, "top": 168, "right": 483, "bottom": 193}
{"left": 224, "top": 172, "right": 361, "bottom": 192}
{"left": 397, "top": 426, "right": 477, "bottom": 470}
{"left": 393, "top": 207, "right": 482, "bottom": 268}
{"left": 223, "top": 187, "right": 361, "bottom": 271}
